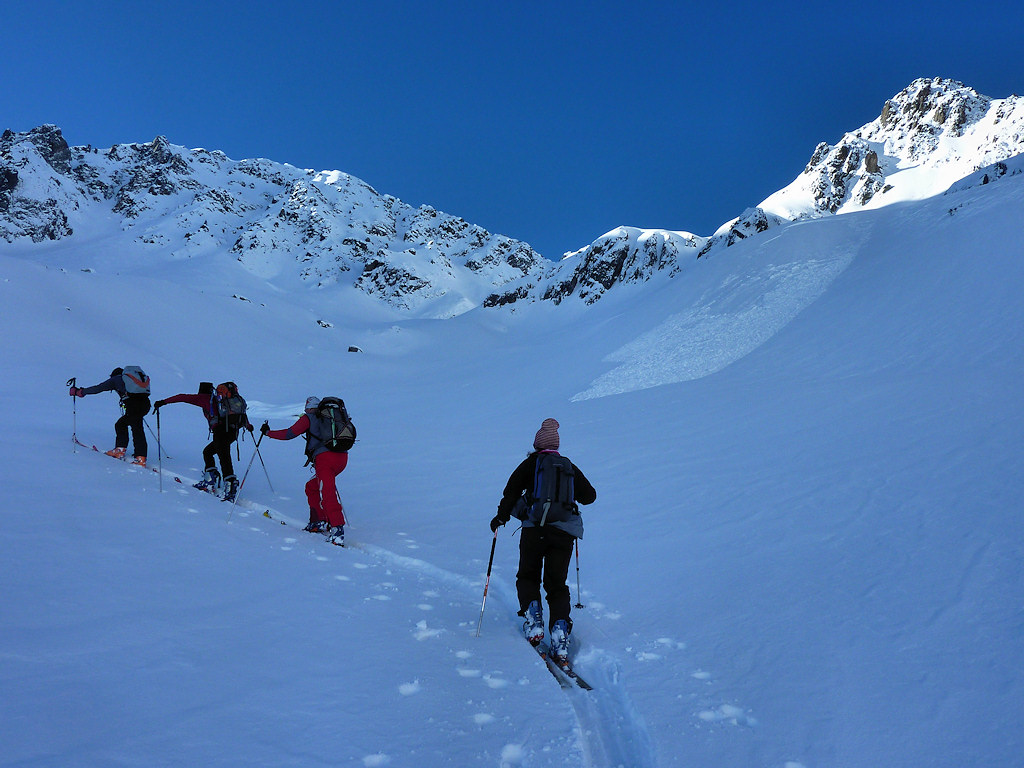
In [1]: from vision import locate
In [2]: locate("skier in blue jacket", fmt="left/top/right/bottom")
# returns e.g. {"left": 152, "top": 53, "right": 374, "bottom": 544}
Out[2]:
{"left": 69, "top": 366, "right": 151, "bottom": 465}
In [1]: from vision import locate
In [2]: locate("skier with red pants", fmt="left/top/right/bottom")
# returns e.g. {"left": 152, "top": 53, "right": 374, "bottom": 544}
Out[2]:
{"left": 261, "top": 396, "right": 350, "bottom": 546}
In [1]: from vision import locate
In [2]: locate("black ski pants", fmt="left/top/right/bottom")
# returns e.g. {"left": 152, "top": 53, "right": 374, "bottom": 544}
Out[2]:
{"left": 115, "top": 395, "right": 150, "bottom": 457}
{"left": 516, "top": 526, "right": 575, "bottom": 630}
{"left": 203, "top": 426, "right": 238, "bottom": 479}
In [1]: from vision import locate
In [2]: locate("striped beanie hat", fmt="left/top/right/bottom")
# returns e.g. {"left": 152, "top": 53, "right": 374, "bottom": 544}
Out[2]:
{"left": 533, "top": 418, "right": 560, "bottom": 451}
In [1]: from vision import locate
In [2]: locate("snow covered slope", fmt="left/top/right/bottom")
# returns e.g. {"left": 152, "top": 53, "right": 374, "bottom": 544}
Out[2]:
{"left": 2, "top": 120, "right": 1023, "bottom": 768}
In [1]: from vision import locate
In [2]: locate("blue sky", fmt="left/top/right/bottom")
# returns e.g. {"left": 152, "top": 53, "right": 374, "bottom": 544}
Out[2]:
{"left": 5, "top": 0, "right": 1022, "bottom": 258}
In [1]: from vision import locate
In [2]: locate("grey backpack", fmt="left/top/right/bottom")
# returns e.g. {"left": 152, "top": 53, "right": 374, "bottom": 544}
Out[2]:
{"left": 121, "top": 365, "right": 150, "bottom": 395}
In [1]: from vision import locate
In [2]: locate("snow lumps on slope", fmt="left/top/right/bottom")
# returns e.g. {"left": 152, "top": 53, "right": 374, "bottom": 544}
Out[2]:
{"left": 572, "top": 216, "right": 863, "bottom": 400}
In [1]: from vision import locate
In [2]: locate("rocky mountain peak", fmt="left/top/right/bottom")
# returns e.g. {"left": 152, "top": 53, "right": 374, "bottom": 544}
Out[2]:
{"left": 865, "top": 77, "right": 996, "bottom": 158}
{"left": 880, "top": 78, "right": 980, "bottom": 129}
{"left": 759, "top": 78, "right": 1024, "bottom": 221}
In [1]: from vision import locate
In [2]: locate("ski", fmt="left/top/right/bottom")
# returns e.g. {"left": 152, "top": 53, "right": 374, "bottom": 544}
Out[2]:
{"left": 75, "top": 439, "right": 340, "bottom": 538}
{"left": 193, "top": 483, "right": 223, "bottom": 499}
{"left": 533, "top": 641, "right": 593, "bottom": 690}
{"left": 77, "top": 438, "right": 183, "bottom": 481}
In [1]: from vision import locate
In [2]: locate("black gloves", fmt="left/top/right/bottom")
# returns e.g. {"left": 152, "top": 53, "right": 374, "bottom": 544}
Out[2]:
{"left": 260, "top": 421, "right": 270, "bottom": 435}
{"left": 490, "top": 515, "right": 505, "bottom": 532}
{"left": 153, "top": 400, "right": 165, "bottom": 409}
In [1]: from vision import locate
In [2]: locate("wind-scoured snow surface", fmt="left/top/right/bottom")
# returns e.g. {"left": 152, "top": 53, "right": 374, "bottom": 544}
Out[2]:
{"left": 2, "top": 159, "right": 1023, "bottom": 767}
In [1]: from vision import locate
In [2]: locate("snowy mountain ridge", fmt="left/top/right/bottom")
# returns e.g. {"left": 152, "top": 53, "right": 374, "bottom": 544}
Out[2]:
{"left": 0, "top": 127, "right": 545, "bottom": 317}
{"left": 2, "top": 78, "right": 1022, "bottom": 315}
{"left": 758, "top": 77, "right": 1024, "bottom": 219}
{"left": 482, "top": 78, "right": 1024, "bottom": 307}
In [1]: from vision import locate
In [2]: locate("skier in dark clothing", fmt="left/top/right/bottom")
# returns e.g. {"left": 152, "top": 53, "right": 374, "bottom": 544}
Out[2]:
{"left": 69, "top": 366, "right": 151, "bottom": 465}
{"left": 490, "top": 418, "right": 596, "bottom": 663}
{"left": 153, "top": 381, "right": 253, "bottom": 501}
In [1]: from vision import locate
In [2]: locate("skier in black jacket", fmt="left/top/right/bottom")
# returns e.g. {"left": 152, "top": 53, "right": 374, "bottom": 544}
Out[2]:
{"left": 490, "top": 418, "right": 596, "bottom": 663}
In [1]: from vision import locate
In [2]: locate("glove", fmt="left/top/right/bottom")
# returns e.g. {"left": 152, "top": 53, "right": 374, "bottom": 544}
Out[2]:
{"left": 69, "top": 387, "right": 82, "bottom": 397}
{"left": 153, "top": 400, "right": 165, "bottom": 409}
{"left": 246, "top": 422, "right": 254, "bottom": 433}
{"left": 260, "top": 421, "right": 270, "bottom": 435}
{"left": 490, "top": 515, "right": 505, "bottom": 532}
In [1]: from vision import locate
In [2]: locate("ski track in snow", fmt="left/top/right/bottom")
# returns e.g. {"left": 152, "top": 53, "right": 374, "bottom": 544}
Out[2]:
{"left": 115, "top": 454, "right": 657, "bottom": 768}
{"left": 352, "top": 539, "right": 659, "bottom": 768}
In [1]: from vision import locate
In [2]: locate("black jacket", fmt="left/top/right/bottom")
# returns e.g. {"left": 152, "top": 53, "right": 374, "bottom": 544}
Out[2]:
{"left": 496, "top": 451, "right": 597, "bottom": 536}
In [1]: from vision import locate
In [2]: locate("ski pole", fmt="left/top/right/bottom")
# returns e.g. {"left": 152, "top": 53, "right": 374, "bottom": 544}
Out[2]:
{"left": 228, "top": 432, "right": 264, "bottom": 520}
{"left": 254, "top": 440, "right": 275, "bottom": 494}
{"left": 475, "top": 530, "right": 498, "bottom": 637}
{"left": 67, "top": 377, "right": 77, "bottom": 452}
{"left": 156, "top": 410, "right": 163, "bottom": 493}
{"left": 144, "top": 418, "right": 169, "bottom": 459}
{"left": 573, "top": 539, "right": 585, "bottom": 609}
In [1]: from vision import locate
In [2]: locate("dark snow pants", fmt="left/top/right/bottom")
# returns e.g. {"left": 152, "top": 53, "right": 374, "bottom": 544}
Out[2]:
{"left": 115, "top": 395, "right": 150, "bottom": 458}
{"left": 203, "top": 426, "right": 238, "bottom": 479}
{"left": 516, "top": 526, "right": 575, "bottom": 630}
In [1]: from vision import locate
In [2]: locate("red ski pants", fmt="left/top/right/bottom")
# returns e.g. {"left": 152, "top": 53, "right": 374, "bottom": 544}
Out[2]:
{"left": 306, "top": 451, "right": 348, "bottom": 527}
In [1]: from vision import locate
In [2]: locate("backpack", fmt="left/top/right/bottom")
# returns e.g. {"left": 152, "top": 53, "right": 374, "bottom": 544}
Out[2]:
{"left": 521, "top": 452, "right": 576, "bottom": 526}
{"left": 121, "top": 365, "right": 151, "bottom": 395}
{"left": 213, "top": 381, "right": 247, "bottom": 430}
{"left": 311, "top": 396, "right": 356, "bottom": 452}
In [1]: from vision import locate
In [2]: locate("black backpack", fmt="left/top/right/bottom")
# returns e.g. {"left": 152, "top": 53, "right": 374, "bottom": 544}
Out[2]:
{"left": 313, "top": 397, "right": 356, "bottom": 452}
{"left": 522, "top": 452, "right": 576, "bottom": 526}
{"left": 213, "top": 381, "right": 247, "bottom": 430}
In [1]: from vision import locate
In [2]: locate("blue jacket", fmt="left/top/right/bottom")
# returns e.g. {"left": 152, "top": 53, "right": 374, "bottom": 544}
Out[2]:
{"left": 80, "top": 374, "right": 128, "bottom": 398}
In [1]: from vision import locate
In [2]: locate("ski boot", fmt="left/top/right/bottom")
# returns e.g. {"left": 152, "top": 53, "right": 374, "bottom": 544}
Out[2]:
{"left": 105, "top": 447, "right": 127, "bottom": 459}
{"left": 194, "top": 467, "right": 221, "bottom": 493}
{"left": 522, "top": 600, "right": 544, "bottom": 646}
{"left": 304, "top": 519, "right": 328, "bottom": 534}
{"left": 325, "top": 525, "right": 345, "bottom": 546}
{"left": 222, "top": 475, "right": 239, "bottom": 503}
{"left": 131, "top": 455, "right": 147, "bottom": 467}
{"left": 550, "top": 619, "right": 571, "bottom": 665}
